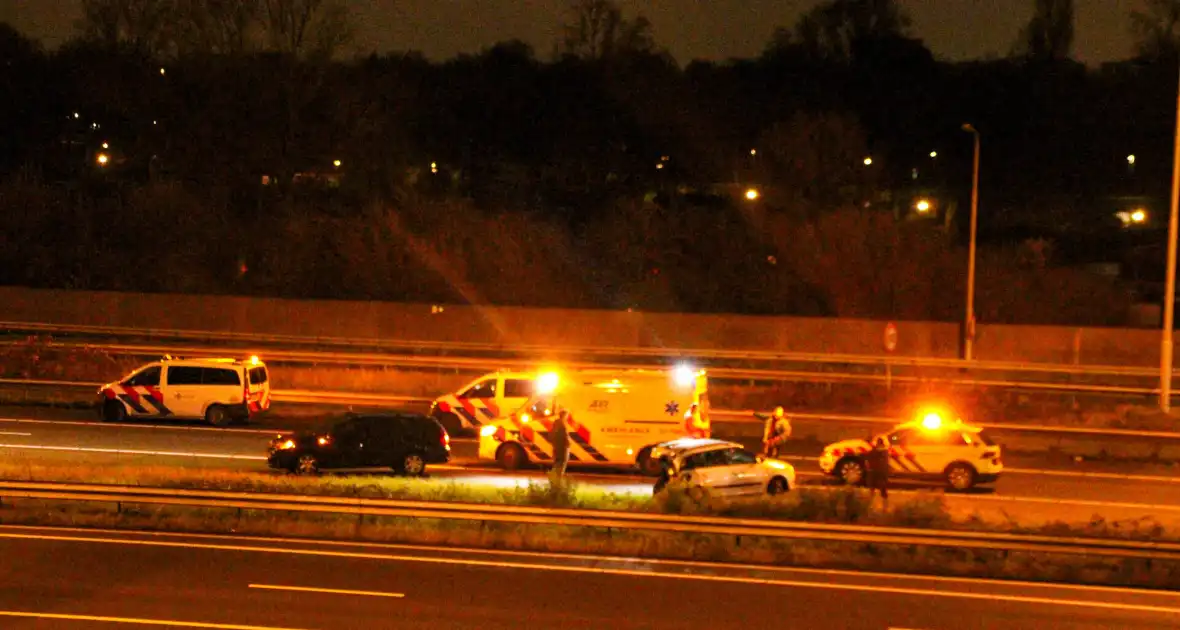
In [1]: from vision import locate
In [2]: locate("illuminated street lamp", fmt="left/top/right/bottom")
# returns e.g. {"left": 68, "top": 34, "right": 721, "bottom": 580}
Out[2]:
{"left": 1128, "top": 154, "right": 1136, "bottom": 166}
{"left": 962, "top": 123, "right": 981, "bottom": 361}
{"left": 96, "top": 153, "right": 110, "bottom": 166}
{"left": 929, "top": 151, "right": 938, "bottom": 158}
{"left": 745, "top": 188, "right": 760, "bottom": 201}
{"left": 863, "top": 156, "right": 873, "bottom": 166}
{"left": 915, "top": 199, "right": 932, "bottom": 214}
{"left": 333, "top": 159, "right": 342, "bottom": 168}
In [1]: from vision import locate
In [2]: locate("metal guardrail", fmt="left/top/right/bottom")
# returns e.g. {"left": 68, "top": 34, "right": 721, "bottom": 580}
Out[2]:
{"left": 3, "top": 378, "right": 1179, "bottom": 439}
{"left": 0, "top": 338, "right": 1169, "bottom": 397}
{"left": 2, "top": 320, "right": 1173, "bottom": 380}
{"left": 2, "top": 480, "right": 1178, "bottom": 561}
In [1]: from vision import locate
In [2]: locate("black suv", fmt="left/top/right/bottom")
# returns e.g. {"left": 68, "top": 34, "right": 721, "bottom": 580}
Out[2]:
{"left": 268, "top": 412, "right": 451, "bottom": 476}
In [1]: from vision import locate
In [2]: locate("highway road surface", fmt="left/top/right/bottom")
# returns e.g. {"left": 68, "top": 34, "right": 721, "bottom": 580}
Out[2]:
{"left": 2, "top": 412, "right": 1180, "bottom": 528}
{"left": 0, "top": 525, "right": 1178, "bottom": 629}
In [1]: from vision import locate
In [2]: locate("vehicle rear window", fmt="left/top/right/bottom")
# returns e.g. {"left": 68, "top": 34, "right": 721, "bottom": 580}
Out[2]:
{"left": 203, "top": 368, "right": 241, "bottom": 386}
{"left": 248, "top": 367, "right": 268, "bottom": 385}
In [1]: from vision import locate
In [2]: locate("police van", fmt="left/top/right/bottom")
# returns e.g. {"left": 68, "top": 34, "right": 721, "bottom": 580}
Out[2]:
{"left": 477, "top": 366, "right": 709, "bottom": 475}
{"left": 97, "top": 355, "right": 271, "bottom": 427}
{"left": 429, "top": 371, "right": 537, "bottom": 435}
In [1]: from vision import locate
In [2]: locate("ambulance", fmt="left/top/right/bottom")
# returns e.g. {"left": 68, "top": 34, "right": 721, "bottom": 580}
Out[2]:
{"left": 477, "top": 366, "right": 709, "bottom": 475}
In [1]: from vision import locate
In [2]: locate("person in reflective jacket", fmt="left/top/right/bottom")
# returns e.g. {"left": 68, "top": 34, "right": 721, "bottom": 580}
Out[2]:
{"left": 756, "top": 406, "right": 791, "bottom": 458}
{"left": 866, "top": 437, "right": 891, "bottom": 503}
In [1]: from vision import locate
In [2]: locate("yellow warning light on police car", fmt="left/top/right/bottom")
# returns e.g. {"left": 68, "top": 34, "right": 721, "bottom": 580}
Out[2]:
{"left": 536, "top": 372, "right": 560, "bottom": 394}
{"left": 921, "top": 412, "right": 944, "bottom": 431}
{"left": 249, "top": 355, "right": 260, "bottom": 365}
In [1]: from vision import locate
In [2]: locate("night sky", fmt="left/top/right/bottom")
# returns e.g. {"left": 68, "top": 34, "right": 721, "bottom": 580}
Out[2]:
{"left": 0, "top": 0, "right": 1149, "bottom": 65}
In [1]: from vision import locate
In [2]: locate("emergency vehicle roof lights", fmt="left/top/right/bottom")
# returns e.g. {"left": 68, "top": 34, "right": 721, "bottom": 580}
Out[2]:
{"left": 673, "top": 363, "right": 697, "bottom": 387}
{"left": 249, "top": 355, "right": 260, "bottom": 365}
{"left": 536, "top": 372, "right": 559, "bottom": 394}
{"left": 921, "top": 412, "right": 943, "bottom": 431}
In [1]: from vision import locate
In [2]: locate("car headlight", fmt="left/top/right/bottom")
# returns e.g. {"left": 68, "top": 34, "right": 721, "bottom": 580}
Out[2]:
{"left": 480, "top": 425, "right": 499, "bottom": 437}
{"left": 280, "top": 439, "right": 296, "bottom": 450}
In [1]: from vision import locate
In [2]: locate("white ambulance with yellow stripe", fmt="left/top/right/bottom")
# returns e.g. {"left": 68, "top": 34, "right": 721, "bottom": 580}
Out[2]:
{"left": 818, "top": 410, "right": 1003, "bottom": 491}
{"left": 477, "top": 366, "right": 709, "bottom": 475}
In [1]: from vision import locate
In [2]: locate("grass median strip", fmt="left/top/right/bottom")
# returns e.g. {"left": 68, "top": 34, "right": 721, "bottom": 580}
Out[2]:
{"left": 1, "top": 459, "right": 1179, "bottom": 589}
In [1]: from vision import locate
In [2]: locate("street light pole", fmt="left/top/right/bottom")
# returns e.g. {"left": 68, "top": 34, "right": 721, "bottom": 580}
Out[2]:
{"left": 962, "top": 124, "right": 981, "bottom": 361}
{"left": 1160, "top": 64, "right": 1180, "bottom": 413}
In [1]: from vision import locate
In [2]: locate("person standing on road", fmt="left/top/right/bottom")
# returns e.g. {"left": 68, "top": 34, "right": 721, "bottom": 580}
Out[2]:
{"left": 551, "top": 410, "right": 571, "bottom": 477}
{"left": 866, "top": 437, "right": 891, "bottom": 504}
{"left": 757, "top": 406, "right": 791, "bottom": 458}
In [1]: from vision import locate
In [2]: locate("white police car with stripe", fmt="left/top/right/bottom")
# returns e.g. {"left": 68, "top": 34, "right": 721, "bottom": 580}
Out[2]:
{"left": 818, "top": 411, "right": 1003, "bottom": 491}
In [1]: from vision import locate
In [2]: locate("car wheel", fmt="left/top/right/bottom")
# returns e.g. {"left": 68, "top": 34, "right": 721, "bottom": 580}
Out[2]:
{"left": 837, "top": 458, "right": 866, "bottom": 486}
{"left": 767, "top": 476, "right": 790, "bottom": 496}
{"left": 496, "top": 443, "right": 527, "bottom": 471}
{"left": 102, "top": 400, "right": 126, "bottom": 423}
{"left": 945, "top": 463, "right": 977, "bottom": 491}
{"left": 295, "top": 454, "right": 319, "bottom": 475}
{"left": 205, "top": 405, "right": 231, "bottom": 427}
{"left": 636, "top": 448, "right": 662, "bottom": 477}
{"left": 401, "top": 453, "right": 426, "bottom": 477}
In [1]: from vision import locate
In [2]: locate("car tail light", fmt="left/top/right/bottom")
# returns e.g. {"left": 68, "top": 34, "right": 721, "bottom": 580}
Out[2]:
{"left": 438, "top": 401, "right": 451, "bottom": 413}
{"left": 441, "top": 430, "right": 450, "bottom": 448}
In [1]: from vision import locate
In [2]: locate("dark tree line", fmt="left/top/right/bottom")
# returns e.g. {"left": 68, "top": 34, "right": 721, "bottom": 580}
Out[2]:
{"left": 0, "top": 0, "right": 1173, "bottom": 324}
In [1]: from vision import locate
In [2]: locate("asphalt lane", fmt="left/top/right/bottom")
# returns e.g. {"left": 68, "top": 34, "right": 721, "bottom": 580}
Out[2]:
{"left": 0, "top": 526, "right": 1177, "bottom": 629}
{"left": 3, "top": 414, "right": 1180, "bottom": 496}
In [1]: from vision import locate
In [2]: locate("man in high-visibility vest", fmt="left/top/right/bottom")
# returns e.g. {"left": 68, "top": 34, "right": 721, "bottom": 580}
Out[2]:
{"left": 683, "top": 403, "right": 709, "bottom": 439}
{"left": 757, "top": 406, "right": 792, "bottom": 458}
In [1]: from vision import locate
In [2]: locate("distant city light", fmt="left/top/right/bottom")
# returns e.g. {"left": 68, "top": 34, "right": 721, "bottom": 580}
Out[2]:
{"left": 1127, "top": 154, "right": 1136, "bottom": 165}
{"left": 656, "top": 163, "right": 664, "bottom": 169}
{"left": 661, "top": 155, "right": 670, "bottom": 162}
{"left": 101, "top": 142, "right": 109, "bottom": 149}
{"left": 915, "top": 199, "right": 932, "bottom": 213}
{"left": 333, "top": 159, "right": 342, "bottom": 168}
{"left": 430, "top": 161, "right": 438, "bottom": 174}
{"left": 745, "top": 188, "right": 760, "bottom": 201}
{"left": 1117, "top": 208, "right": 1149, "bottom": 227}
{"left": 863, "top": 156, "right": 873, "bottom": 166}
{"left": 153, "top": 120, "right": 158, "bottom": 126}
{"left": 159, "top": 68, "right": 166, "bottom": 76}
{"left": 73, "top": 112, "right": 79, "bottom": 119}
{"left": 96, "top": 153, "right": 109, "bottom": 166}
{"left": 750, "top": 149, "right": 757, "bottom": 156}
{"left": 929, "top": 151, "right": 938, "bottom": 158}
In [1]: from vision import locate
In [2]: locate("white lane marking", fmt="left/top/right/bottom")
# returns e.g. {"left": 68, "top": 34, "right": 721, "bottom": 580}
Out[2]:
{"left": 0, "top": 432, "right": 31, "bottom": 437}
{"left": 0, "top": 611, "right": 311, "bottom": 629}
{"left": 249, "top": 583, "right": 404, "bottom": 598}
{"left": 0, "top": 417, "right": 283, "bottom": 435}
{"left": 2, "top": 531, "right": 1178, "bottom": 616}
{"left": 0, "top": 443, "right": 266, "bottom": 461}
{"left": 1006, "top": 468, "right": 1180, "bottom": 484}
{"left": 6, "top": 524, "right": 1179, "bottom": 600}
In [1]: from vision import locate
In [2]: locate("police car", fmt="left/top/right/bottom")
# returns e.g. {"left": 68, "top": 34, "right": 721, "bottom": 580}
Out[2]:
{"left": 650, "top": 438, "right": 796, "bottom": 496}
{"left": 818, "top": 412, "right": 1002, "bottom": 491}
{"left": 97, "top": 355, "right": 271, "bottom": 426}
